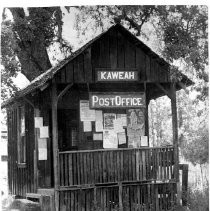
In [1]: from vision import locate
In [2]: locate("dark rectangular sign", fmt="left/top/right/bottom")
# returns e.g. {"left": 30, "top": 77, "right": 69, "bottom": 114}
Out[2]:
{"left": 89, "top": 92, "right": 145, "bottom": 109}
{"left": 97, "top": 70, "right": 138, "bottom": 81}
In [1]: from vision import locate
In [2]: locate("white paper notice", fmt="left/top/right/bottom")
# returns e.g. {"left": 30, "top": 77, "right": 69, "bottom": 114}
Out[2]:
{"left": 80, "top": 100, "right": 96, "bottom": 121}
{"left": 117, "top": 114, "right": 127, "bottom": 126}
{"left": 141, "top": 136, "right": 148, "bottom": 147}
{"left": 83, "top": 121, "right": 92, "bottom": 132}
{"left": 103, "top": 130, "right": 118, "bottom": 148}
{"left": 114, "top": 119, "right": 124, "bottom": 132}
{"left": 95, "top": 110, "right": 103, "bottom": 122}
{"left": 104, "top": 113, "right": 116, "bottom": 130}
{"left": 38, "top": 148, "right": 47, "bottom": 160}
{"left": 117, "top": 132, "right": 126, "bottom": 145}
{"left": 40, "top": 126, "right": 49, "bottom": 138}
{"left": 38, "top": 138, "right": 47, "bottom": 149}
{"left": 34, "top": 117, "right": 43, "bottom": 128}
{"left": 93, "top": 133, "right": 103, "bottom": 140}
{"left": 95, "top": 121, "right": 103, "bottom": 132}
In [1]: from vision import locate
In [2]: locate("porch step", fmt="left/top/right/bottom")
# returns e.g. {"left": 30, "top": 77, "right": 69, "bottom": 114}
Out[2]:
{"left": 26, "top": 192, "right": 54, "bottom": 211}
{"left": 26, "top": 193, "right": 42, "bottom": 202}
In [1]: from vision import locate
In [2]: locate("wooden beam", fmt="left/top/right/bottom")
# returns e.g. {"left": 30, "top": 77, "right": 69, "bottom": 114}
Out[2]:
{"left": 155, "top": 83, "right": 172, "bottom": 99}
{"left": 170, "top": 82, "right": 181, "bottom": 205}
{"left": 57, "top": 83, "right": 73, "bottom": 101}
{"left": 180, "top": 164, "right": 189, "bottom": 206}
{"left": 23, "top": 97, "right": 35, "bottom": 108}
{"left": 170, "top": 83, "right": 179, "bottom": 180}
{"left": 118, "top": 182, "right": 123, "bottom": 211}
{"left": 144, "top": 82, "right": 150, "bottom": 146}
{"left": 34, "top": 108, "right": 40, "bottom": 193}
{"left": 51, "top": 81, "right": 59, "bottom": 211}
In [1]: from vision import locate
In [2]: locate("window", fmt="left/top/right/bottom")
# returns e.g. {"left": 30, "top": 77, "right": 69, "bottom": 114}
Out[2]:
{"left": 17, "top": 106, "right": 26, "bottom": 164}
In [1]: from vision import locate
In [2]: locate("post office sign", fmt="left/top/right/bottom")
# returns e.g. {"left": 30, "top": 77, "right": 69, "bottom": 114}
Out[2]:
{"left": 96, "top": 69, "right": 138, "bottom": 82}
{"left": 89, "top": 92, "right": 145, "bottom": 109}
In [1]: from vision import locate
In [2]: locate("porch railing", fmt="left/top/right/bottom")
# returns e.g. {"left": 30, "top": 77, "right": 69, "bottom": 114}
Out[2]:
{"left": 58, "top": 147, "right": 174, "bottom": 187}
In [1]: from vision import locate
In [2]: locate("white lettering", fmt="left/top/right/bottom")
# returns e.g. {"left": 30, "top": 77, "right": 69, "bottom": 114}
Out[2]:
{"left": 99, "top": 98, "right": 104, "bottom": 106}
{"left": 133, "top": 98, "right": 138, "bottom": 106}
{"left": 129, "top": 72, "right": 135, "bottom": 79}
{"left": 112, "top": 72, "right": 118, "bottom": 79}
{"left": 92, "top": 96, "right": 98, "bottom": 106}
{"left": 119, "top": 72, "right": 123, "bottom": 79}
{"left": 101, "top": 72, "right": 106, "bottom": 79}
{"left": 107, "top": 72, "right": 112, "bottom": 79}
{"left": 137, "top": 98, "right": 142, "bottom": 106}
{"left": 124, "top": 72, "right": 128, "bottom": 79}
{"left": 104, "top": 98, "right": 109, "bottom": 106}
{"left": 115, "top": 96, "right": 121, "bottom": 106}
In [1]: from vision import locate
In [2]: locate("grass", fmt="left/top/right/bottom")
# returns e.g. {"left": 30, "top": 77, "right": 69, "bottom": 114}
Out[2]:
{"left": 187, "top": 185, "right": 209, "bottom": 211}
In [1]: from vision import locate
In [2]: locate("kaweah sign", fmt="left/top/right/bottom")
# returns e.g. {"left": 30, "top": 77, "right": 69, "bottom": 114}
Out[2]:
{"left": 89, "top": 92, "right": 145, "bottom": 109}
{"left": 96, "top": 69, "right": 138, "bottom": 82}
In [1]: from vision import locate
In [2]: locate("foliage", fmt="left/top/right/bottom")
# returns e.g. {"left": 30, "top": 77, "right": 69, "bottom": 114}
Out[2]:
{"left": 75, "top": 5, "right": 208, "bottom": 100}
{"left": 1, "top": 19, "right": 19, "bottom": 98}
{"left": 187, "top": 184, "right": 209, "bottom": 211}
{"left": 148, "top": 97, "right": 173, "bottom": 147}
{"left": 1, "top": 6, "right": 208, "bottom": 101}
{"left": 1, "top": 7, "right": 72, "bottom": 100}
{"left": 157, "top": 5, "right": 208, "bottom": 100}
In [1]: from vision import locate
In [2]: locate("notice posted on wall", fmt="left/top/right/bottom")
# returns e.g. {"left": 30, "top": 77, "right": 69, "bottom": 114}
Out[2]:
{"left": 34, "top": 117, "right": 43, "bottom": 128}
{"left": 40, "top": 126, "right": 49, "bottom": 138}
{"left": 83, "top": 121, "right": 92, "bottom": 132}
{"left": 38, "top": 138, "right": 47, "bottom": 149}
{"left": 38, "top": 138, "right": 47, "bottom": 160}
{"left": 127, "top": 109, "right": 145, "bottom": 136}
{"left": 103, "top": 130, "right": 118, "bottom": 148}
{"left": 95, "top": 121, "right": 103, "bottom": 132}
{"left": 93, "top": 133, "right": 103, "bottom": 141}
{"left": 80, "top": 100, "right": 96, "bottom": 121}
{"left": 141, "top": 136, "right": 148, "bottom": 147}
{"left": 38, "top": 148, "right": 47, "bottom": 160}
{"left": 95, "top": 110, "right": 103, "bottom": 122}
{"left": 117, "top": 132, "right": 127, "bottom": 145}
{"left": 104, "top": 113, "right": 116, "bottom": 130}
{"left": 117, "top": 114, "right": 127, "bottom": 127}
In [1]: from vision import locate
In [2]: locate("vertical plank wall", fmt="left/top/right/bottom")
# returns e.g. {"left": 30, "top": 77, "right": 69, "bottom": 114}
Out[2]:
{"left": 7, "top": 103, "right": 35, "bottom": 196}
{"left": 54, "top": 27, "right": 170, "bottom": 84}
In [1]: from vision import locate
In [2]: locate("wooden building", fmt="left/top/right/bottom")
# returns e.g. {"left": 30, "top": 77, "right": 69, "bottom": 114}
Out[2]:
{"left": 2, "top": 24, "right": 192, "bottom": 210}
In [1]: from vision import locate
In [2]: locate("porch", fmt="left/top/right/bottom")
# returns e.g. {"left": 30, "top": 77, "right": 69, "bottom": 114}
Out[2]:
{"left": 58, "top": 147, "right": 177, "bottom": 210}
{"left": 59, "top": 147, "right": 175, "bottom": 187}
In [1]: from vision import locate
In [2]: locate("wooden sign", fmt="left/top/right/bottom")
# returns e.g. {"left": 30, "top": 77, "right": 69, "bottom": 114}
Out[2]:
{"left": 96, "top": 69, "right": 138, "bottom": 82}
{"left": 89, "top": 92, "right": 145, "bottom": 109}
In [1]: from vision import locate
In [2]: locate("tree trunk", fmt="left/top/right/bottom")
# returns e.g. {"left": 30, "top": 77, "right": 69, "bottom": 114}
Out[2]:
{"left": 9, "top": 8, "right": 52, "bottom": 81}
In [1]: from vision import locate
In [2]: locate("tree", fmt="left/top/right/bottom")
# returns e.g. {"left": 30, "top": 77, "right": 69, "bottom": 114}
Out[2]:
{"left": 1, "top": 5, "right": 208, "bottom": 102}
{"left": 1, "top": 7, "right": 72, "bottom": 99}
{"left": 74, "top": 5, "right": 208, "bottom": 99}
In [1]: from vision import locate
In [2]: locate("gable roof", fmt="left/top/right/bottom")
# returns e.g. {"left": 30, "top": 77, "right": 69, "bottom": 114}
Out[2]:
{"left": 2, "top": 23, "right": 193, "bottom": 108}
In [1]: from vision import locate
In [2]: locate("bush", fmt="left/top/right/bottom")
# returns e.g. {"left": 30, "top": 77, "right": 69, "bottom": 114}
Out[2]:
{"left": 187, "top": 185, "right": 209, "bottom": 211}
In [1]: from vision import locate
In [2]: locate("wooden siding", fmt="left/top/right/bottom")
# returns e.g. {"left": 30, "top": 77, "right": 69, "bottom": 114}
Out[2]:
{"left": 7, "top": 104, "right": 35, "bottom": 196}
{"left": 59, "top": 147, "right": 175, "bottom": 187}
{"left": 54, "top": 27, "right": 170, "bottom": 84}
{"left": 59, "top": 182, "right": 176, "bottom": 211}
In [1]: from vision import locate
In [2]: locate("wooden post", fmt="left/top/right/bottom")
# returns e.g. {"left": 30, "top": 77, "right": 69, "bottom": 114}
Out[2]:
{"left": 118, "top": 182, "right": 123, "bottom": 211}
{"left": 34, "top": 108, "right": 40, "bottom": 192}
{"left": 144, "top": 82, "right": 150, "bottom": 146}
{"left": 180, "top": 164, "right": 189, "bottom": 206}
{"left": 51, "top": 82, "right": 59, "bottom": 211}
{"left": 170, "top": 83, "right": 179, "bottom": 181}
{"left": 170, "top": 82, "right": 181, "bottom": 205}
